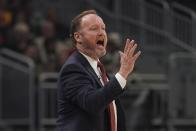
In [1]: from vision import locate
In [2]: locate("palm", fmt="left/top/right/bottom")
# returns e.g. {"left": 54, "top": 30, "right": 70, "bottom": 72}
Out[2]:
{"left": 118, "top": 39, "right": 141, "bottom": 79}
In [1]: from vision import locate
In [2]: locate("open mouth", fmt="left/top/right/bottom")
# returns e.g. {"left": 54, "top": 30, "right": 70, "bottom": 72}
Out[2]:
{"left": 96, "top": 39, "right": 104, "bottom": 47}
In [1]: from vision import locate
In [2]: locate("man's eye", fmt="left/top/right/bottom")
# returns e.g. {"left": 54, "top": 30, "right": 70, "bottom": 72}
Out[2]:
{"left": 90, "top": 27, "right": 97, "bottom": 30}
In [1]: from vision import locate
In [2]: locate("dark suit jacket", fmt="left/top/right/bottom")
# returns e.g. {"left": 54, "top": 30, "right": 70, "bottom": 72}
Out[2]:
{"left": 57, "top": 51, "right": 126, "bottom": 131}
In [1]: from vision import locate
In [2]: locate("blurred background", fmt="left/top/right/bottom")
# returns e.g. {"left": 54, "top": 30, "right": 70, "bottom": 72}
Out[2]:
{"left": 0, "top": 0, "right": 196, "bottom": 131}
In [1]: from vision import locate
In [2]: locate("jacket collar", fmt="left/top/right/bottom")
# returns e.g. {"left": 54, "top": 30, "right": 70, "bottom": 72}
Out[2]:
{"left": 73, "top": 50, "right": 103, "bottom": 88}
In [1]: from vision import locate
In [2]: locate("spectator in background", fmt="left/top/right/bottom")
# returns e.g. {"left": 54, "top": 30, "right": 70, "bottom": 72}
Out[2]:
{"left": 34, "top": 20, "right": 57, "bottom": 71}
{"left": 24, "top": 43, "right": 39, "bottom": 62}
{"left": 45, "top": 7, "right": 69, "bottom": 39}
{"left": 55, "top": 38, "right": 74, "bottom": 71}
{"left": 0, "top": 0, "right": 13, "bottom": 47}
{"left": 7, "top": 21, "right": 32, "bottom": 53}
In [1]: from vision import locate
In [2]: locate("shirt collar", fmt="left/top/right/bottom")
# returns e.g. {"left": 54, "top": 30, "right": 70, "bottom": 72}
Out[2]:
{"left": 79, "top": 52, "right": 98, "bottom": 72}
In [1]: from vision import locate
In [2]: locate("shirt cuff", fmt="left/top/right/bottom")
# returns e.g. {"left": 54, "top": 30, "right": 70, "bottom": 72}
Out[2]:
{"left": 115, "top": 73, "right": 126, "bottom": 89}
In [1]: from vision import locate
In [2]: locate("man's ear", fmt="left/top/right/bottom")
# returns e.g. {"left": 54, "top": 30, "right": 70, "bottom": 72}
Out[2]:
{"left": 74, "top": 32, "right": 82, "bottom": 43}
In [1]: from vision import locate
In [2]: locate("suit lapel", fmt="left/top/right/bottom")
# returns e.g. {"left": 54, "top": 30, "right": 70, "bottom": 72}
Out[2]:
{"left": 74, "top": 51, "right": 103, "bottom": 88}
{"left": 86, "top": 67, "right": 103, "bottom": 88}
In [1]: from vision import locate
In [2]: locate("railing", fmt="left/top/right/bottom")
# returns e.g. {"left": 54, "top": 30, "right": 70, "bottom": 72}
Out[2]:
{"left": 122, "top": 73, "right": 169, "bottom": 129}
{"left": 0, "top": 48, "right": 36, "bottom": 131}
{"left": 38, "top": 72, "right": 58, "bottom": 131}
{"left": 168, "top": 52, "right": 196, "bottom": 131}
{"left": 171, "top": 2, "right": 196, "bottom": 48}
{"left": 31, "top": 0, "right": 196, "bottom": 52}
{"left": 86, "top": 0, "right": 196, "bottom": 53}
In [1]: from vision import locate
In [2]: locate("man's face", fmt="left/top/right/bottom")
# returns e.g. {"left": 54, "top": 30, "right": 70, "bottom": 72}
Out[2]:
{"left": 75, "top": 14, "right": 108, "bottom": 60}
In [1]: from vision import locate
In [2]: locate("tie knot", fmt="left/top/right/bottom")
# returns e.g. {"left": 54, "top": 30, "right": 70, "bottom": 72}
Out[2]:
{"left": 97, "top": 61, "right": 105, "bottom": 73}
{"left": 97, "top": 61, "right": 103, "bottom": 68}
{"left": 97, "top": 61, "right": 108, "bottom": 84}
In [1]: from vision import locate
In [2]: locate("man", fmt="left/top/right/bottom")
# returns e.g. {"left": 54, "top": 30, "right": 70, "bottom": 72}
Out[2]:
{"left": 57, "top": 10, "right": 141, "bottom": 131}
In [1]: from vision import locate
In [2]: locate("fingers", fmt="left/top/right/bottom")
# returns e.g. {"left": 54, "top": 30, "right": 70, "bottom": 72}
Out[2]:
{"left": 128, "top": 42, "right": 137, "bottom": 57}
{"left": 123, "top": 38, "right": 141, "bottom": 60}
{"left": 126, "top": 40, "right": 134, "bottom": 55}
{"left": 124, "top": 39, "right": 130, "bottom": 54}
{"left": 124, "top": 39, "right": 134, "bottom": 54}
{"left": 133, "top": 51, "right": 141, "bottom": 61}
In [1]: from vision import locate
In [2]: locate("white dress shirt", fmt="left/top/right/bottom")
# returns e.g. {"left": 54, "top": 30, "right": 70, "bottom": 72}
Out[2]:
{"left": 80, "top": 52, "right": 126, "bottom": 131}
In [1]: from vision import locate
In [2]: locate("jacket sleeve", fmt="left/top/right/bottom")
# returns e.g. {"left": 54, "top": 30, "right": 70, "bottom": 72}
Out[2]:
{"left": 59, "top": 64, "right": 124, "bottom": 115}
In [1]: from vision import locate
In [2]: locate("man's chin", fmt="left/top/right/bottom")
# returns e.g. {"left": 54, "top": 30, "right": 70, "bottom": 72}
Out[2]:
{"left": 97, "top": 50, "right": 106, "bottom": 58}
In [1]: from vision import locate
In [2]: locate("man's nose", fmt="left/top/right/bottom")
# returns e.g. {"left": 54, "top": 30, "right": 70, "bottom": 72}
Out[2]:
{"left": 97, "top": 28, "right": 105, "bottom": 36}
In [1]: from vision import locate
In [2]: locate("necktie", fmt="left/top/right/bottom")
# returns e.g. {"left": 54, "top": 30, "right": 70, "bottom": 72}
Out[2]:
{"left": 97, "top": 61, "right": 116, "bottom": 131}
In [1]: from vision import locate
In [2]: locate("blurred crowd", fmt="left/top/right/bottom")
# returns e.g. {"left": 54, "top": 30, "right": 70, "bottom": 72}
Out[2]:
{"left": 0, "top": 0, "right": 122, "bottom": 76}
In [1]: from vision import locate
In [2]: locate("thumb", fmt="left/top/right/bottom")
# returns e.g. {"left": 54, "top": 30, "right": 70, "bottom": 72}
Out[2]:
{"left": 118, "top": 51, "right": 123, "bottom": 57}
{"left": 118, "top": 51, "right": 124, "bottom": 63}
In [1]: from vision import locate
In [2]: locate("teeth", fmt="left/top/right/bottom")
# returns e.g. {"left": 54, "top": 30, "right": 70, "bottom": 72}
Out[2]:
{"left": 97, "top": 40, "right": 103, "bottom": 42}
{"left": 97, "top": 36, "right": 104, "bottom": 42}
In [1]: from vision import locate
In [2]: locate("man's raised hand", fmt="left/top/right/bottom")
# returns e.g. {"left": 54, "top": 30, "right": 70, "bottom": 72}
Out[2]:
{"left": 118, "top": 38, "right": 141, "bottom": 79}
